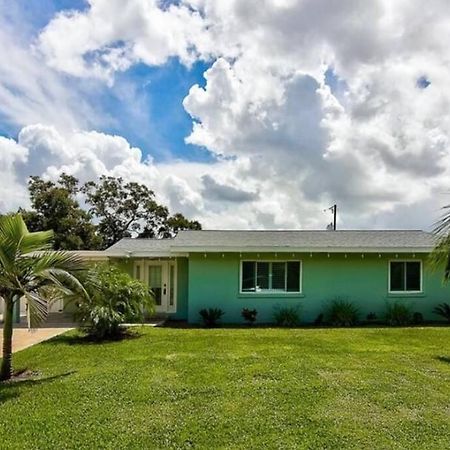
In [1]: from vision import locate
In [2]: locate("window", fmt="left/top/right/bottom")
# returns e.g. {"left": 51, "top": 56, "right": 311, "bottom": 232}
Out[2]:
{"left": 389, "top": 261, "right": 422, "bottom": 293}
{"left": 241, "top": 261, "right": 301, "bottom": 293}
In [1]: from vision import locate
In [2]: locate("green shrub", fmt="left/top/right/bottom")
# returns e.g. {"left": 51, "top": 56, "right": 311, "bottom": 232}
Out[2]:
{"left": 199, "top": 308, "right": 224, "bottom": 327}
{"left": 366, "top": 312, "right": 377, "bottom": 322}
{"left": 433, "top": 303, "right": 450, "bottom": 323}
{"left": 326, "top": 298, "right": 359, "bottom": 327}
{"left": 241, "top": 308, "right": 257, "bottom": 325}
{"left": 273, "top": 305, "right": 301, "bottom": 327}
{"left": 384, "top": 302, "right": 412, "bottom": 326}
{"left": 74, "top": 264, "right": 154, "bottom": 339}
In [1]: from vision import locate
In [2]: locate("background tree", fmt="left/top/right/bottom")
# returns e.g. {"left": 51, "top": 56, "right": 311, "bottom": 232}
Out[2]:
{"left": 21, "top": 174, "right": 102, "bottom": 250}
{"left": 0, "top": 214, "right": 87, "bottom": 381}
{"left": 162, "top": 212, "right": 201, "bottom": 238}
{"left": 9, "top": 174, "right": 201, "bottom": 251}
{"left": 83, "top": 176, "right": 201, "bottom": 247}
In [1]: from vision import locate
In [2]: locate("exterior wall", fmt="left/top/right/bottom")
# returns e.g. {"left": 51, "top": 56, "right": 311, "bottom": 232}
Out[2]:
{"left": 187, "top": 252, "right": 450, "bottom": 324}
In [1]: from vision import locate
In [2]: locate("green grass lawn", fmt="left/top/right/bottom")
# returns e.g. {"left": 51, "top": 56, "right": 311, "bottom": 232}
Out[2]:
{"left": 1, "top": 327, "right": 450, "bottom": 449}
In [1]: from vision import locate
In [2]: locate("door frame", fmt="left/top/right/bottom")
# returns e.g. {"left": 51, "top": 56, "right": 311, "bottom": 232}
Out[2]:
{"left": 134, "top": 259, "right": 177, "bottom": 314}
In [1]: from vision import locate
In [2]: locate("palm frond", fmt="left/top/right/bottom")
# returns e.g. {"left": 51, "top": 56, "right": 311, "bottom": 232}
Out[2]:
{"left": 39, "top": 267, "right": 89, "bottom": 298}
{"left": 432, "top": 205, "right": 450, "bottom": 237}
{"left": 429, "top": 234, "right": 450, "bottom": 282}
{"left": 0, "top": 214, "right": 24, "bottom": 271}
{"left": 24, "top": 251, "right": 85, "bottom": 275}
{"left": 20, "top": 230, "right": 54, "bottom": 255}
{"left": 24, "top": 292, "right": 49, "bottom": 328}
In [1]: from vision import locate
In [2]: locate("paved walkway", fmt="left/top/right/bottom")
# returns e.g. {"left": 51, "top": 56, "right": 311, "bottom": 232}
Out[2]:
{"left": 0, "top": 326, "right": 73, "bottom": 353}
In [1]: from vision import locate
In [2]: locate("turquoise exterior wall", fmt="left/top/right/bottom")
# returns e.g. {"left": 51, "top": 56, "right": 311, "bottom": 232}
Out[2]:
{"left": 187, "top": 252, "right": 450, "bottom": 324}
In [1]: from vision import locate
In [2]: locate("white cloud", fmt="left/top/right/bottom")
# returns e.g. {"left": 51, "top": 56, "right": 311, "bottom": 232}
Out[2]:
{"left": 2, "top": 0, "right": 450, "bottom": 230}
{"left": 0, "top": 124, "right": 207, "bottom": 221}
{"left": 37, "top": 0, "right": 208, "bottom": 83}
{"left": 0, "top": 137, "right": 29, "bottom": 211}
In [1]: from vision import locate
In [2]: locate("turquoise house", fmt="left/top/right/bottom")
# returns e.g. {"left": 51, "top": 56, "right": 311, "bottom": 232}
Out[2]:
{"left": 93, "top": 230, "right": 448, "bottom": 324}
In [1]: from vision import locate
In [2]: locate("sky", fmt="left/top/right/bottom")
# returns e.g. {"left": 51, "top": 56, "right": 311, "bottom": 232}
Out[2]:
{"left": 0, "top": 0, "right": 450, "bottom": 230}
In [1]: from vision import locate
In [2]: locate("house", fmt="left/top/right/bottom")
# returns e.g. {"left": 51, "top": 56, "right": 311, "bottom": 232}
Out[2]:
{"left": 94, "top": 229, "right": 449, "bottom": 324}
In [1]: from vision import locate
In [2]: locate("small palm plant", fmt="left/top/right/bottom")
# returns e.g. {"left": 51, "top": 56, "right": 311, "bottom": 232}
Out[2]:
{"left": 433, "top": 303, "right": 450, "bottom": 323}
{"left": 0, "top": 214, "right": 86, "bottom": 381}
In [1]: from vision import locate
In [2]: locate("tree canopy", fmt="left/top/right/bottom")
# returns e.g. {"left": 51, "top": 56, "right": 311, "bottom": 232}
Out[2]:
{"left": 17, "top": 174, "right": 201, "bottom": 250}
{"left": 20, "top": 175, "right": 101, "bottom": 250}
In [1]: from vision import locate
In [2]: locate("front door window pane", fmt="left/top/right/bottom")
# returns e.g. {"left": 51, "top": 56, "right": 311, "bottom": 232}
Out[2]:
{"left": 149, "top": 266, "right": 162, "bottom": 305}
{"left": 169, "top": 265, "right": 175, "bottom": 306}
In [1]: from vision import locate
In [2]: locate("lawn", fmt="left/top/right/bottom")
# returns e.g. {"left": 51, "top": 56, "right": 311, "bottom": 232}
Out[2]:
{"left": 0, "top": 327, "right": 450, "bottom": 449}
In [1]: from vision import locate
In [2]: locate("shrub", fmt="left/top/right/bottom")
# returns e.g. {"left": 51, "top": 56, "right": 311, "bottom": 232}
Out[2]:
{"left": 366, "top": 312, "right": 377, "bottom": 322}
{"left": 199, "top": 308, "right": 224, "bottom": 327}
{"left": 273, "top": 305, "right": 300, "bottom": 327}
{"left": 326, "top": 298, "right": 359, "bottom": 327}
{"left": 74, "top": 264, "right": 154, "bottom": 339}
{"left": 412, "top": 312, "right": 424, "bottom": 325}
{"left": 314, "top": 313, "right": 324, "bottom": 326}
{"left": 433, "top": 303, "right": 450, "bottom": 323}
{"left": 241, "top": 308, "right": 257, "bottom": 325}
{"left": 384, "top": 302, "right": 412, "bottom": 326}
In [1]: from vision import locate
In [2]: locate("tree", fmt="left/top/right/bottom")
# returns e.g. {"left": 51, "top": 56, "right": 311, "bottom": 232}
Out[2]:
{"left": 0, "top": 214, "right": 87, "bottom": 381}
{"left": 21, "top": 174, "right": 102, "bottom": 250}
{"left": 83, "top": 176, "right": 201, "bottom": 247}
{"left": 430, "top": 204, "right": 450, "bottom": 283}
{"left": 163, "top": 213, "right": 202, "bottom": 238}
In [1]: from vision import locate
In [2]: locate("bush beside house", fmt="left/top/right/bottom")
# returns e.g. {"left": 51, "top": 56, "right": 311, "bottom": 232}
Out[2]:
{"left": 74, "top": 264, "right": 155, "bottom": 339}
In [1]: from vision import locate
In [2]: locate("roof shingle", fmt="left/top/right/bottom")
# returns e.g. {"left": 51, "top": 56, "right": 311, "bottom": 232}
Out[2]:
{"left": 104, "top": 230, "right": 436, "bottom": 255}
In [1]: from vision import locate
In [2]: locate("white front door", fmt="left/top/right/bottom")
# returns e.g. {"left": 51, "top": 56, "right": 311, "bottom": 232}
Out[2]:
{"left": 134, "top": 260, "right": 177, "bottom": 314}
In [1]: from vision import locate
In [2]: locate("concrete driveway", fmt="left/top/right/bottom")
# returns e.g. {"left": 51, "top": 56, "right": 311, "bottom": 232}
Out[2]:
{"left": 1, "top": 327, "right": 73, "bottom": 353}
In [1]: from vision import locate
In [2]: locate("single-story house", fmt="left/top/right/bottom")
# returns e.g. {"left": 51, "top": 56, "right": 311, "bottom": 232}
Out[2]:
{"left": 83, "top": 229, "right": 449, "bottom": 324}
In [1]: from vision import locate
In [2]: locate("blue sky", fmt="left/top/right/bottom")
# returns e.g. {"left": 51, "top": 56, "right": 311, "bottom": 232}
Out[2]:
{"left": 0, "top": 0, "right": 212, "bottom": 163}
{"left": 107, "top": 59, "right": 213, "bottom": 162}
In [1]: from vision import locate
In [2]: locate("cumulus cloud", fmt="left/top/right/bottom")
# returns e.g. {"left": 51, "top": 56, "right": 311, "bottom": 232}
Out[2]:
{"left": 0, "top": 124, "right": 208, "bottom": 221}
{"left": 37, "top": 0, "right": 208, "bottom": 83}
{"left": 2, "top": 0, "right": 450, "bottom": 230}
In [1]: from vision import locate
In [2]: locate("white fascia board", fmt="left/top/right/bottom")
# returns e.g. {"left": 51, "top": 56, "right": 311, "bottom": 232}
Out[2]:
{"left": 105, "top": 251, "right": 188, "bottom": 258}
{"left": 171, "top": 246, "right": 432, "bottom": 254}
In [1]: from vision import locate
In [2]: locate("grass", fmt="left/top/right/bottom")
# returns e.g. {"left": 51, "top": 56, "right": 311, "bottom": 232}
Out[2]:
{"left": 1, "top": 327, "right": 450, "bottom": 449}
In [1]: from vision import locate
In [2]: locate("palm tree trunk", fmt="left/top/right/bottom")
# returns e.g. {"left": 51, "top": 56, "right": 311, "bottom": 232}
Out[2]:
{"left": 0, "top": 299, "right": 14, "bottom": 381}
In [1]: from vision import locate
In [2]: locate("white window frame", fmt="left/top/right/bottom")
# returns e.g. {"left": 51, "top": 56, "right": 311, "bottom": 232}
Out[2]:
{"left": 388, "top": 259, "right": 423, "bottom": 294}
{"left": 239, "top": 260, "right": 302, "bottom": 294}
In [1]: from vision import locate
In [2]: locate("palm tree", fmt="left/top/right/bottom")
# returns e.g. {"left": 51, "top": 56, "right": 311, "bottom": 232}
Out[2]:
{"left": 0, "top": 214, "right": 86, "bottom": 381}
{"left": 430, "top": 205, "right": 450, "bottom": 282}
